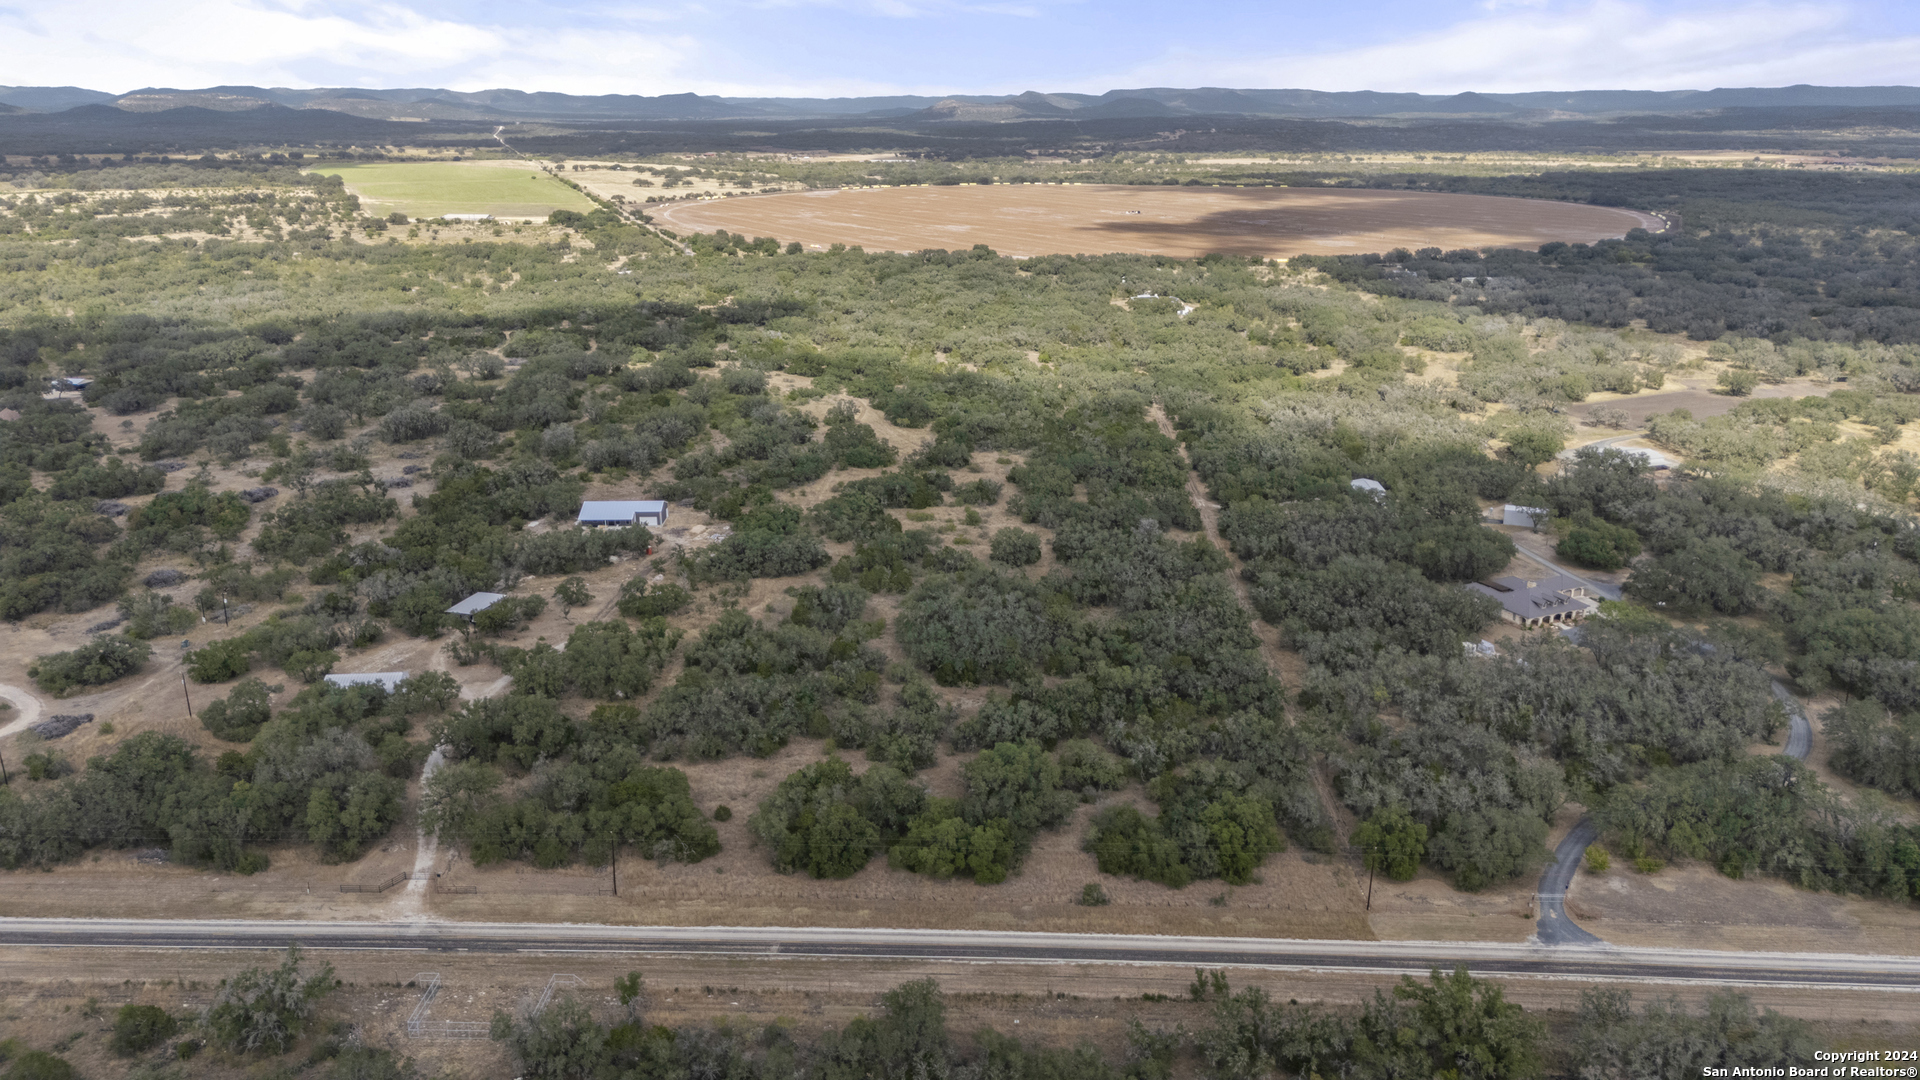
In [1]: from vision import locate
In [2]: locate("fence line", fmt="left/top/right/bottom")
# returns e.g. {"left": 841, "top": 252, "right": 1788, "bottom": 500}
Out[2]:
{"left": 406, "top": 972, "right": 490, "bottom": 1040}
{"left": 338, "top": 872, "right": 409, "bottom": 894}
{"left": 532, "top": 974, "right": 584, "bottom": 1018}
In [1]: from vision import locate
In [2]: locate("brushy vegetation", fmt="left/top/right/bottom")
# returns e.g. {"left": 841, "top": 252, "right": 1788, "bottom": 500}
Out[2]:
{"left": 0, "top": 157, "right": 1916, "bottom": 908}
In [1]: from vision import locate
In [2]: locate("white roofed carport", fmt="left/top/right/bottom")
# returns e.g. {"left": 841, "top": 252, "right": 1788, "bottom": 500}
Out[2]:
{"left": 446, "top": 592, "right": 507, "bottom": 617}
{"left": 323, "top": 672, "right": 409, "bottom": 693}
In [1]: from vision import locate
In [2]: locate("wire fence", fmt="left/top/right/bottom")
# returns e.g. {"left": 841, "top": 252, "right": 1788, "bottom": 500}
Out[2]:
{"left": 405, "top": 973, "right": 491, "bottom": 1040}
{"left": 338, "top": 872, "right": 409, "bottom": 894}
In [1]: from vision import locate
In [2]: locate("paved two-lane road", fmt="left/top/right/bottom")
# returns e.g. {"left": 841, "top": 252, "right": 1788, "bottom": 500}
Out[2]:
{"left": 2, "top": 918, "right": 1916, "bottom": 992}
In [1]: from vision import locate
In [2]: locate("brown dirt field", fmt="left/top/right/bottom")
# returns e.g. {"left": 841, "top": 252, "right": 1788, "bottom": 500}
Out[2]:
{"left": 1567, "top": 860, "right": 1920, "bottom": 957}
{"left": 1564, "top": 373, "right": 1839, "bottom": 427}
{"left": 652, "top": 184, "right": 1664, "bottom": 260}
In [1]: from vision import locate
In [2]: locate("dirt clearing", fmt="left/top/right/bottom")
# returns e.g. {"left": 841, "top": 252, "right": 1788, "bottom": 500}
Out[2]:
{"left": 653, "top": 184, "right": 1663, "bottom": 260}
{"left": 1567, "top": 860, "right": 1920, "bottom": 956}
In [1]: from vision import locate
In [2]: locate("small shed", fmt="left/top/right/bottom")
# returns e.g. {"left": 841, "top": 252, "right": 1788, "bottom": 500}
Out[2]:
{"left": 324, "top": 672, "right": 409, "bottom": 693}
{"left": 50, "top": 376, "right": 92, "bottom": 392}
{"left": 1493, "top": 504, "right": 1551, "bottom": 528}
{"left": 446, "top": 592, "right": 507, "bottom": 621}
{"left": 578, "top": 500, "right": 669, "bottom": 527}
{"left": 1349, "top": 478, "right": 1386, "bottom": 497}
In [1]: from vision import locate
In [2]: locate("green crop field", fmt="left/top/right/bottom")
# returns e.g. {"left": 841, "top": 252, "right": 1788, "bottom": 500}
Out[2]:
{"left": 309, "top": 161, "right": 596, "bottom": 221}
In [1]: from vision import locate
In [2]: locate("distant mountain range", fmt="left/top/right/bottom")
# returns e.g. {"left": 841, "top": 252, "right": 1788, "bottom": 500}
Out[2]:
{"left": 5, "top": 83, "right": 1920, "bottom": 123}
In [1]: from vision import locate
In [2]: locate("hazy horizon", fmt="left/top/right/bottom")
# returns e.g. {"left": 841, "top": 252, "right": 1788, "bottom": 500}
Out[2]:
{"left": 3, "top": 0, "right": 1919, "bottom": 101}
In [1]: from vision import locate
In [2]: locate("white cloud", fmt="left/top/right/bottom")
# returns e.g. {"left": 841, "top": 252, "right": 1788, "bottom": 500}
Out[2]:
{"left": 0, "top": 0, "right": 700, "bottom": 94}
{"left": 3, "top": 0, "right": 1913, "bottom": 100}
{"left": 1122, "top": 1, "right": 1920, "bottom": 94}
{"left": 742, "top": 0, "right": 1045, "bottom": 17}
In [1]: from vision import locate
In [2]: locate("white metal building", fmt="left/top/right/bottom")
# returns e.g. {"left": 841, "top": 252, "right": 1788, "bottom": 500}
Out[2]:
{"left": 577, "top": 500, "right": 669, "bottom": 527}
{"left": 445, "top": 592, "right": 507, "bottom": 620}
{"left": 324, "top": 672, "right": 409, "bottom": 693}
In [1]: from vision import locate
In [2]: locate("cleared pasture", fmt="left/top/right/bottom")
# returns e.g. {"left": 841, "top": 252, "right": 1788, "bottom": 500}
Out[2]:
{"left": 310, "top": 160, "right": 596, "bottom": 221}
{"left": 653, "top": 183, "right": 1665, "bottom": 259}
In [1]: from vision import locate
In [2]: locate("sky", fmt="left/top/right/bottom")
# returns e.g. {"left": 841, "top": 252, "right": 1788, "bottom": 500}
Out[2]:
{"left": 5, "top": 0, "right": 1920, "bottom": 98}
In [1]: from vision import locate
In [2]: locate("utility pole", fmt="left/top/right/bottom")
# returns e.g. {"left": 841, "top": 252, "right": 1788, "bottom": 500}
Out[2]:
{"left": 222, "top": 596, "right": 230, "bottom": 625}
{"left": 0, "top": 749, "right": 9, "bottom": 786}
{"left": 611, "top": 845, "right": 618, "bottom": 898}
{"left": 181, "top": 673, "right": 193, "bottom": 718}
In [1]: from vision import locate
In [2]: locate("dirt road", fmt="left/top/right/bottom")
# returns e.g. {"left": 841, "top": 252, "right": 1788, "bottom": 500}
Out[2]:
{"left": 0, "top": 682, "right": 44, "bottom": 738}
{"left": 1148, "top": 405, "right": 1291, "bottom": 673}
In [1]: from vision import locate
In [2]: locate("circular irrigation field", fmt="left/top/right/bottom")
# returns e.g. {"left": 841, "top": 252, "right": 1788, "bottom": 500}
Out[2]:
{"left": 652, "top": 184, "right": 1665, "bottom": 260}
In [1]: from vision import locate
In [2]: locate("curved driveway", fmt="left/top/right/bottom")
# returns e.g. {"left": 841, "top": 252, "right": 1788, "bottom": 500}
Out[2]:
{"left": 0, "top": 683, "right": 44, "bottom": 738}
{"left": 1775, "top": 681, "right": 1812, "bottom": 759}
{"left": 1534, "top": 819, "right": 1605, "bottom": 946}
{"left": 1502, "top": 533, "right": 1809, "bottom": 946}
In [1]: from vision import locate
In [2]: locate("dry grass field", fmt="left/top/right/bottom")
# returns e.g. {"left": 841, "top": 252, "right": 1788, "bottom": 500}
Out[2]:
{"left": 652, "top": 184, "right": 1665, "bottom": 259}
{"left": 3, "top": 947, "right": 1917, "bottom": 1079}
{"left": 310, "top": 161, "right": 597, "bottom": 221}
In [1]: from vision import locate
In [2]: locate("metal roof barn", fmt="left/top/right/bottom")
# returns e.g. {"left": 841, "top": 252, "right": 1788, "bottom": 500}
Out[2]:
{"left": 446, "top": 592, "right": 508, "bottom": 617}
{"left": 323, "top": 672, "right": 409, "bottom": 693}
{"left": 577, "top": 500, "right": 669, "bottom": 527}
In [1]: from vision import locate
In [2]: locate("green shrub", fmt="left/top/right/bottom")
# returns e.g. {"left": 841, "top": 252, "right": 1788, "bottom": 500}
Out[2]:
{"left": 552, "top": 576, "right": 593, "bottom": 615}
{"left": 1078, "top": 882, "right": 1111, "bottom": 906}
{"left": 200, "top": 677, "right": 273, "bottom": 741}
{"left": 786, "top": 583, "right": 868, "bottom": 635}
{"left": 897, "top": 569, "right": 1056, "bottom": 684}
{"left": 111, "top": 1003, "right": 179, "bottom": 1056}
{"left": 23, "top": 752, "right": 72, "bottom": 781}
{"left": 28, "top": 635, "right": 153, "bottom": 695}
{"left": 617, "top": 579, "right": 692, "bottom": 618}
{"left": 823, "top": 411, "right": 898, "bottom": 468}
{"left": 750, "top": 757, "right": 924, "bottom": 878}
{"left": 1056, "top": 738, "right": 1128, "bottom": 798}
{"left": 1556, "top": 519, "right": 1642, "bottom": 571}
{"left": 119, "top": 590, "right": 200, "bottom": 640}
{"left": 472, "top": 595, "right": 546, "bottom": 635}
{"left": 1085, "top": 805, "right": 1189, "bottom": 888}
{"left": 287, "top": 648, "right": 339, "bottom": 683}
{"left": 1426, "top": 807, "right": 1550, "bottom": 891}
{"left": 681, "top": 528, "right": 830, "bottom": 583}
{"left": 1353, "top": 804, "right": 1428, "bottom": 882}
{"left": 988, "top": 527, "right": 1042, "bottom": 567}
{"left": 890, "top": 801, "right": 1017, "bottom": 883}
{"left": 389, "top": 671, "right": 460, "bottom": 716}
{"left": 205, "top": 946, "right": 338, "bottom": 1055}
{"left": 186, "top": 636, "right": 253, "bottom": 683}
{"left": 463, "top": 759, "right": 718, "bottom": 868}
{"left": 1717, "top": 368, "right": 1760, "bottom": 396}
{"left": 128, "top": 484, "right": 251, "bottom": 548}
{"left": 3, "top": 1050, "right": 76, "bottom": 1080}
{"left": 431, "top": 695, "right": 578, "bottom": 771}
{"left": 953, "top": 478, "right": 1002, "bottom": 506}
